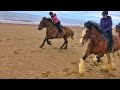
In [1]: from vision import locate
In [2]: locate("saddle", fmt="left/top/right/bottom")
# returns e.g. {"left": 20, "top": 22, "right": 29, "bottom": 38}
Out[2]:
{"left": 55, "top": 25, "right": 65, "bottom": 38}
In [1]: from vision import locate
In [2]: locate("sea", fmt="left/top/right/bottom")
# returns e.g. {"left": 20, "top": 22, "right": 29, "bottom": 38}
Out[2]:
{"left": 0, "top": 11, "right": 120, "bottom": 27}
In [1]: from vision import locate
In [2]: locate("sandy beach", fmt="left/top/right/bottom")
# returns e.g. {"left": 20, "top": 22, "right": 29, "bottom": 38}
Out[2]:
{"left": 0, "top": 23, "right": 120, "bottom": 79}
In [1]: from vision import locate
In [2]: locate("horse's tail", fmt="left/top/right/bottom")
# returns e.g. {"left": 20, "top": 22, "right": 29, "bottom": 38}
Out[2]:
{"left": 63, "top": 26, "right": 74, "bottom": 39}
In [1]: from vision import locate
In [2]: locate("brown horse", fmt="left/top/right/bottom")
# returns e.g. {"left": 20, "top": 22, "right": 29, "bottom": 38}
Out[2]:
{"left": 78, "top": 21, "right": 120, "bottom": 75}
{"left": 115, "top": 24, "right": 120, "bottom": 55}
{"left": 116, "top": 24, "right": 120, "bottom": 37}
{"left": 38, "top": 17, "right": 74, "bottom": 49}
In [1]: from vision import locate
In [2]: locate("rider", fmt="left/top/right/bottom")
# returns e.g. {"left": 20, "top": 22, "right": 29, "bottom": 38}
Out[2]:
{"left": 49, "top": 12, "right": 64, "bottom": 35}
{"left": 100, "top": 11, "right": 114, "bottom": 52}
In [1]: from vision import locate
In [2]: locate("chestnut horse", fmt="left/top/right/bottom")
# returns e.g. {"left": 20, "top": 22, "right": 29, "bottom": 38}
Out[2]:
{"left": 79, "top": 21, "right": 120, "bottom": 75}
{"left": 38, "top": 17, "right": 74, "bottom": 49}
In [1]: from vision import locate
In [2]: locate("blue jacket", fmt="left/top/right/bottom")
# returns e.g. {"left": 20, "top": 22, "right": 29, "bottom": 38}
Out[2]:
{"left": 100, "top": 16, "right": 112, "bottom": 33}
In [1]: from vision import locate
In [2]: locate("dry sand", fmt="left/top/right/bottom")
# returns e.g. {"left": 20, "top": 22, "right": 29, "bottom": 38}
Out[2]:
{"left": 0, "top": 23, "right": 120, "bottom": 79}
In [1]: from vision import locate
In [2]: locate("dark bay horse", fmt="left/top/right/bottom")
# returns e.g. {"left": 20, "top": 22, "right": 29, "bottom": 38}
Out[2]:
{"left": 78, "top": 21, "right": 120, "bottom": 75}
{"left": 38, "top": 17, "right": 74, "bottom": 49}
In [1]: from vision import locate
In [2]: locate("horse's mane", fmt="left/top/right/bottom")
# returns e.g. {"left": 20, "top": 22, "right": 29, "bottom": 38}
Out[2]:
{"left": 84, "top": 21, "right": 104, "bottom": 35}
{"left": 46, "top": 18, "right": 54, "bottom": 24}
{"left": 116, "top": 23, "right": 120, "bottom": 28}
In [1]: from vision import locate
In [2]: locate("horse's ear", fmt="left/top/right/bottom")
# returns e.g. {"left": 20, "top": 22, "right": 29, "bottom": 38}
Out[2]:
{"left": 43, "top": 17, "right": 46, "bottom": 20}
{"left": 84, "top": 22, "right": 87, "bottom": 27}
{"left": 116, "top": 25, "right": 120, "bottom": 28}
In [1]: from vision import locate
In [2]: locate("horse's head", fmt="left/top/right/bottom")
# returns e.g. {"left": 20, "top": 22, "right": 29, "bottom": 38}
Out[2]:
{"left": 38, "top": 17, "right": 47, "bottom": 30}
{"left": 79, "top": 21, "right": 93, "bottom": 45}
{"left": 116, "top": 24, "right": 120, "bottom": 33}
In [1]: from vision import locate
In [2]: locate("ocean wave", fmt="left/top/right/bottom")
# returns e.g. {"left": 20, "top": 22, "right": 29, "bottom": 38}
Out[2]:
{"left": 0, "top": 11, "right": 120, "bottom": 26}
{"left": 0, "top": 19, "right": 38, "bottom": 25}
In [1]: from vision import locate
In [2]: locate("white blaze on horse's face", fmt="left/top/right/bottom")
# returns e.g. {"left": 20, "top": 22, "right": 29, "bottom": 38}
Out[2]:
{"left": 79, "top": 28, "right": 87, "bottom": 45}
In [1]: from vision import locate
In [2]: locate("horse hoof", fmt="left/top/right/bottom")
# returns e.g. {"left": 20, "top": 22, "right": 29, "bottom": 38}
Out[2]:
{"left": 79, "top": 58, "right": 86, "bottom": 76}
{"left": 64, "top": 47, "right": 67, "bottom": 49}
{"left": 48, "top": 41, "right": 52, "bottom": 45}
{"left": 59, "top": 47, "right": 63, "bottom": 50}
{"left": 92, "top": 56, "right": 103, "bottom": 66}
{"left": 79, "top": 72, "right": 85, "bottom": 76}
{"left": 92, "top": 58, "right": 99, "bottom": 66}
{"left": 92, "top": 60, "right": 102, "bottom": 66}
{"left": 48, "top": 43, "right": 52, "bottom": 45}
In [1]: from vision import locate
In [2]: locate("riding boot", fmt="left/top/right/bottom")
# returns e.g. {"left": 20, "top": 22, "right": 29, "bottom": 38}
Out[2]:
{"left": 59, "top": 29, "right": 64, "bottom": 36}
{"left": 108, "top": 41, "right": 114, "bottom": 53}
{"left": 106, "top": 31, "right": 114, "bottom": 53}
{"left": 110, "top": 39, "right": 114, "bottom": 53}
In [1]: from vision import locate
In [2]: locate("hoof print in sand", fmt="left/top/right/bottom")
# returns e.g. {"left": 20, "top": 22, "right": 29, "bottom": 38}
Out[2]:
{"left": 53, "top": 47, "right": 57, "bottom": 49}
{"left": 71, "top": 45, "right": 75, "bottom": 47}
{"left": 31, "top": 50, "right": 36, "bottom": 52}
{"left": 62, "top": 68, "right": 70, "bottom": 72}
{"left": 18, "top": 38, "right": 24, "bottom": 40}
{"left": 0, "top": 39, "right": 3, "bottom": 41}
{"left": 31, "top": 50, "right": 42, "bottom": 53}
{"left": 70, "top": 61, "right": 77, "bottom": 65}
{"left": 62, "top": 68, "right": 77, "bottom": 76}
{"left": 0, "top": 56, "right": 5, "bottom": 59}
{"left": 88, "top": 68, "right": 93, "bottom": 71}
{"left": 41, "top": 71, "right": 51, "bottom": 77}
{"left": 4, "top": 38, "right": 11, "bottom": 41}
{"left": 66, "top": 72, "right": 72, "bottom": 76}
{"left": 66, "top": 71, "right": 78, "bottom": 76}
{"left": 14, "top": 51, "right": 19, "bottom": 55}
{"left": 107, "top": 73, "right": 116, "bottom": 78}
{"left": 70, "top": 71, "right": 78, "bottom": 75}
